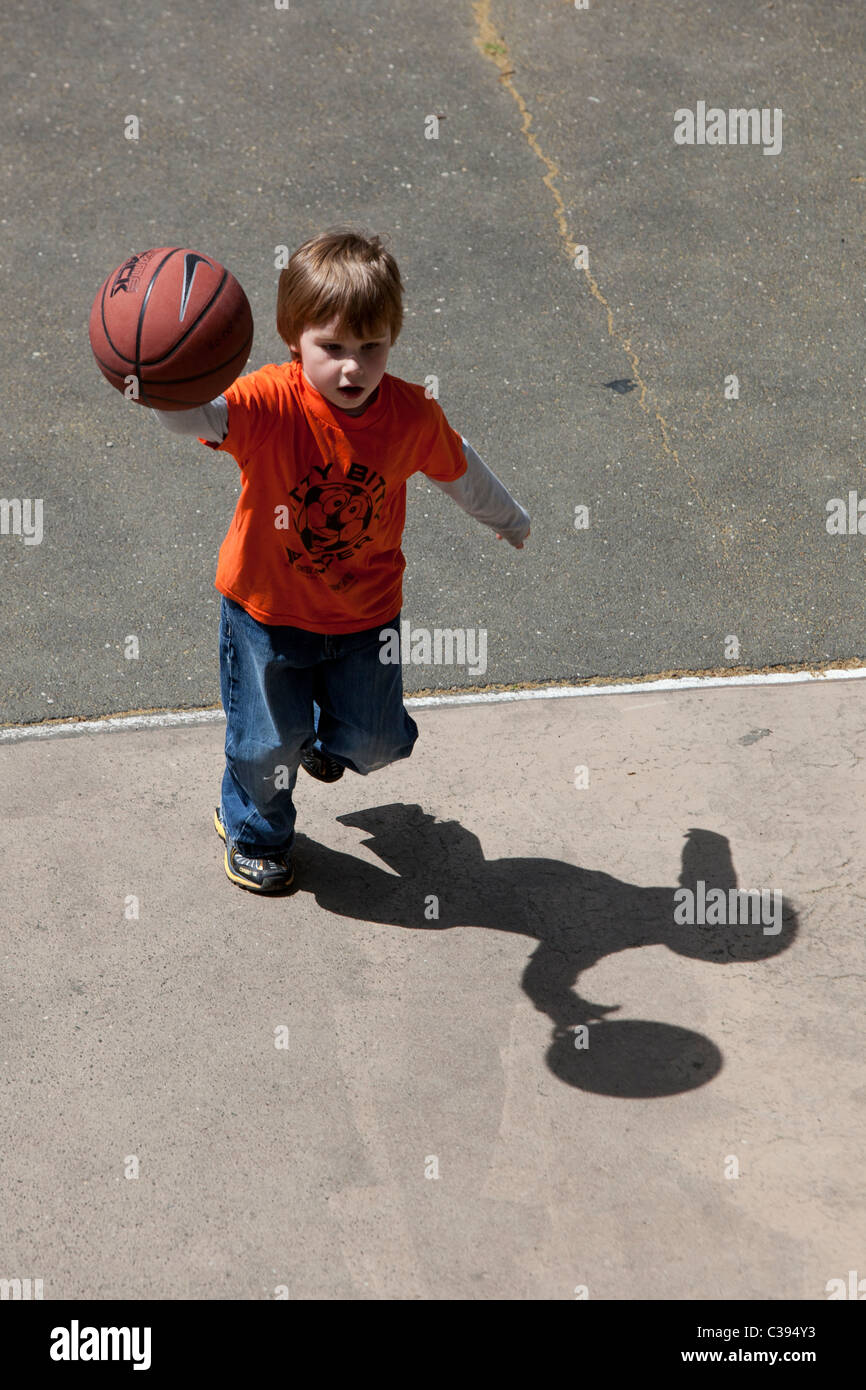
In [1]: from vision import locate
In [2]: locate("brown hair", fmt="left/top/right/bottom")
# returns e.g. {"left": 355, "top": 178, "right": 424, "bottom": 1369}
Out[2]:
{"left": 276, "top": 226, "right": 404, "bottom": 360}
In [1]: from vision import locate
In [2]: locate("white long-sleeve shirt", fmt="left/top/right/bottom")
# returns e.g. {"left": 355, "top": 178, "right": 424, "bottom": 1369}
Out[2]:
{"left": 156, "top": 395, "right": 531, "bottom": 546}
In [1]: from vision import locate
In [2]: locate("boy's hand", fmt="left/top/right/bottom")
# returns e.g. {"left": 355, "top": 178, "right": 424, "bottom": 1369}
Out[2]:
{"left": 495, "top": 524, "right": 530, "bottom": 549}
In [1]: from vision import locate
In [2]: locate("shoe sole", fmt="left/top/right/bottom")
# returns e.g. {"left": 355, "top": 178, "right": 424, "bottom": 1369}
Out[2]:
{"left": 301, "top": 760, "right": 344, "bottom": 783}
{"left": 214, "top": 807, "right": 294, "bottom": 893}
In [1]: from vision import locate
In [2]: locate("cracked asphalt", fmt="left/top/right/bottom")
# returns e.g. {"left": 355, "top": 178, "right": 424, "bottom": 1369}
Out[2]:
{"left": 1, "top": 0, "right": 864, "bottom": 723}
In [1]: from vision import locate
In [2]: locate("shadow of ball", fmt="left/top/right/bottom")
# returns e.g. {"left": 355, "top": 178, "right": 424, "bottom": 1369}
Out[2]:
{"left": 547, "top": 1019, "right": 723, "bottom": 1097}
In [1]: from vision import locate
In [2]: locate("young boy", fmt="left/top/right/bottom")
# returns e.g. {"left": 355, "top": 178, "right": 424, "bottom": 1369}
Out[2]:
{"left": 156, "top": 227, "right": 531, "bottom": 893}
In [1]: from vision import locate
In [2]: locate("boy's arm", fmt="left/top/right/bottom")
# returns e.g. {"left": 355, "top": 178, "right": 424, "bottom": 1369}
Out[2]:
{"left": 153, "top": 396, "right": 229, "bottom": 444}
{"left": 430, "top": 438, "right": 530, "bottom": 546}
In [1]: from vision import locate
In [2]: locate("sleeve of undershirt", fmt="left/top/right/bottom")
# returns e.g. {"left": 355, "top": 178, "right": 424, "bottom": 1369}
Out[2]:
{"left": 153, "top": 396, "right": 229, "bottom": 444}
{"left": 430, "top": 437, "right": 530, "bottom": 545}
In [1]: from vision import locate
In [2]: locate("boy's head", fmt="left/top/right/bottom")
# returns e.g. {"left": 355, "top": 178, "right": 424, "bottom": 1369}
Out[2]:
{"left": 277, "top": 226, "right": 403, "bottom": 415}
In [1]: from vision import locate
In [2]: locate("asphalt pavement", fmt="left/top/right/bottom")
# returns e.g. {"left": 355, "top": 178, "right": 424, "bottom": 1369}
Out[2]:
{"left": 1, "top": 0, "right": 864, "bottom": 723}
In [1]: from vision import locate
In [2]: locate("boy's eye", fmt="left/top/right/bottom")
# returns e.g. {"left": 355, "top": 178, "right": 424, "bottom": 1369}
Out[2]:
{"left": 324, "top": 343, "right": 379, "bottom": 351}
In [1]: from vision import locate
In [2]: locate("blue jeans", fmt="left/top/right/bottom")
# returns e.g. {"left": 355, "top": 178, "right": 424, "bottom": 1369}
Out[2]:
{"left": 218, "top": 595, "right": 418, "bottom": 852}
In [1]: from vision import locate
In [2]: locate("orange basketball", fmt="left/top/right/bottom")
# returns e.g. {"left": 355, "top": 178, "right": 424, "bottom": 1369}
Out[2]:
{"left": 89, "top": 247, "right": 253, "bottom": 410}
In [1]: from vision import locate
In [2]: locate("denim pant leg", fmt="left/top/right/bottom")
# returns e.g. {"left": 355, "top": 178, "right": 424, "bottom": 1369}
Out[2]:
{"left": 219, "top": 596, "right": 319, "bottom": 851}
{"left": 312, "top": 612, "right": 418, "bottom": 774}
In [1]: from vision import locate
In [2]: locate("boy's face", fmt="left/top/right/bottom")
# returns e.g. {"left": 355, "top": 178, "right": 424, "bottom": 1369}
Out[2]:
{"left": 289, "top": 315, "right": 391, "bottom": 417}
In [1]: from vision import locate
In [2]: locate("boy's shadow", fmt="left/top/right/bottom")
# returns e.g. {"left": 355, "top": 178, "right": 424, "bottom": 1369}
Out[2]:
{"left": 293, "top": 805, "right": 798, "bottom": 1098}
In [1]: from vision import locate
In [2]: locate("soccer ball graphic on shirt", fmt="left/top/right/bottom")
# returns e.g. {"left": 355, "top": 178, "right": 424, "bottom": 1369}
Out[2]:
{"left": 298, "top": 482, "right": 373, "bottom": 554}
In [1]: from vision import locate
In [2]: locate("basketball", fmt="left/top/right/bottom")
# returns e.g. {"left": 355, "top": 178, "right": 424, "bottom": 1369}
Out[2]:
{"left": 89, "top": 247, "right": 253, "bottom": 410}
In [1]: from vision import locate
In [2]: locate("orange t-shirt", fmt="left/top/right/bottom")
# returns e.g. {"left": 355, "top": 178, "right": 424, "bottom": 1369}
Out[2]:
{"left": 204, "top": 359, "right": 468, "bottom": 632}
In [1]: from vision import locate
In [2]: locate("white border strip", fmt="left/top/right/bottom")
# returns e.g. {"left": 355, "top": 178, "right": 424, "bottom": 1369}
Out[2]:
{"left": 0, "top": 666, "right": 863, "bottom": 744}
{"left": 410, "top": 667, "right": 866, "bottom": 706}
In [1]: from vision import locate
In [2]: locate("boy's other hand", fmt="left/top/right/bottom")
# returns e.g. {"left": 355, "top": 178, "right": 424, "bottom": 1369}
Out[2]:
{"left": 495, "top": 524, "right": 530, "bottom": 549}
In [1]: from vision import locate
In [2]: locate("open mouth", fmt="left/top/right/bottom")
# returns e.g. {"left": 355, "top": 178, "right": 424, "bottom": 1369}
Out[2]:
{"left": 337, "top": 385, "right": 364, "bottom": 396}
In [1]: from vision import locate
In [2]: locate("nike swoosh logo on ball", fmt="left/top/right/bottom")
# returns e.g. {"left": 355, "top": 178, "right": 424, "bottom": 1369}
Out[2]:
{"left": 179, "top": 252, "right": 210, "bottom": 322}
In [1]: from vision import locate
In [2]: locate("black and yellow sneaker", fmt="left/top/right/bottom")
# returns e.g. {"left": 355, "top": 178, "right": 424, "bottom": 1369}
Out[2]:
{"left": 300, "top": 746, "right": 345, "bottom": 782}
{"left": 213, "top": 807, "right": 294, "bottom": 893}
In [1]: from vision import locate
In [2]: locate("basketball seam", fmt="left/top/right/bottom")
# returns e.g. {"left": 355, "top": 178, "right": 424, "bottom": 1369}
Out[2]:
{"left": 98, "top": 248, "right": 179, "bottom": 365}
{"left": 92, "top": 327, "right": 253, "bottom": 389}
{"left": 138, "top": 268, "right": 232, "bottom": 368}
{"left": 135, "top": 249, "right": 184, "bottom": 402}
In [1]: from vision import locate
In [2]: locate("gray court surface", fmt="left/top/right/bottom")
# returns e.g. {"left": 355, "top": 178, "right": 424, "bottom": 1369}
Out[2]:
{"left": 1, "top": 0, "right": 864, "bottom": 1302}
{"left": 1, "top": 0, "right": 864, "bottom": 723}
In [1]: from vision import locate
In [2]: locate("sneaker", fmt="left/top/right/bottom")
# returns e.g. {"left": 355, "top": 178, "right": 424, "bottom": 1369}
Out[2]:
{"left": 213, "top": 806, "right": 294, "bottom": 893}
{"left": 300, "top": 746, "right": 345, "bottom": 782}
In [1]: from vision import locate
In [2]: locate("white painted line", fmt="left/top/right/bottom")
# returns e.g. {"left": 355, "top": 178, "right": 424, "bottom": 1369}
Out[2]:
{"left": 408, "top": 666, "right": 866, "bottom": 707}
{"left": 0, "top": 709, "right": 225, "bottom": 744}
{"left": 0, "top": 666, "right": 863, "bottom": 744}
